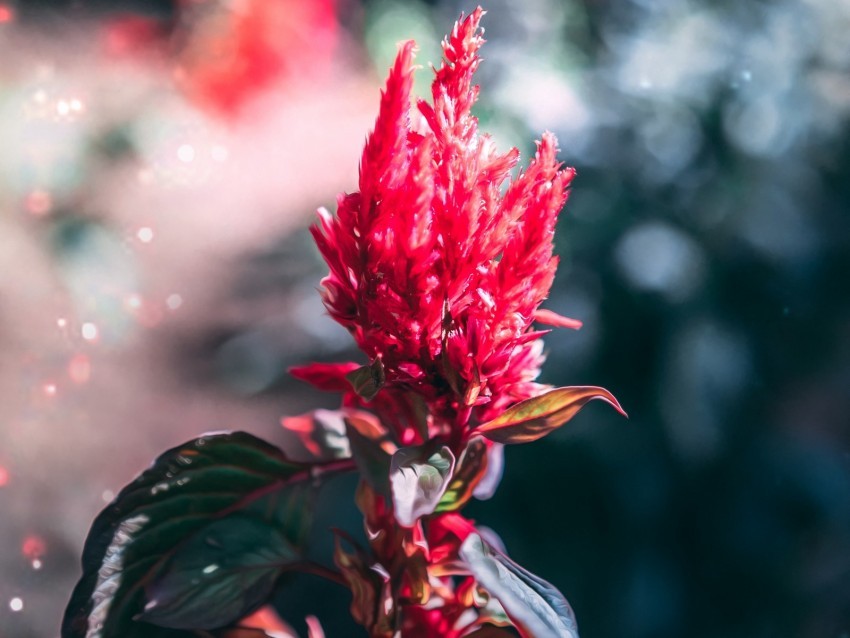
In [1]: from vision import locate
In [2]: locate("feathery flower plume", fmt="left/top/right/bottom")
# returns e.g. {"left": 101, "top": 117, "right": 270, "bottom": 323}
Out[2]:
{"left": 298, "top": 8, "right": 584, "bottom": 439}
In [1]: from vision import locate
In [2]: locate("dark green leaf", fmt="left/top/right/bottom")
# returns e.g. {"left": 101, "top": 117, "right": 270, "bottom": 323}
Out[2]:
{"left": 344, "top": 417, "right": 394, "bottom": 496}
{"left": 459, "top": 533, "right": 579, "bottom": 638}
{"left": 138, "top": 515, "right": 296, "bottom": 629}
{"left": 390, "top": 444, "right": 455, "bottom": 527}
{"left": 62, "top": 431, "right": 351, "bottom": 638}
{"left": 333, "top": 532, "right": 382, "bottom": 630}
{"left": 345, "top": 358, "right": 386, "bottom": 401}
{"left": 476, "top": 386, "right": 627, "bottom": 444}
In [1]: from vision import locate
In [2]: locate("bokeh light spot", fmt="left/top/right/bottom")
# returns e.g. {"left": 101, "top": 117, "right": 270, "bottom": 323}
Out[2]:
{"left": 166, "top": 293, "right": 183, "bottom": 310}
{"left": 81, "top": 322, "right": 99, "bottom": 342}
{"left": 137, "top": 226, "right": 154, "bottom": 243}
{"left": 177, "top": 143, "right": 195, "bottom": 163}
{"left": 615, "top": 222, "right": 707, "bottom": 301}
{"left": 124, "top": 294, "right": 142, "bottom": 311}
{"left": 25, "top": 190, "right": 52, "bottom": 216}
{"left": 22, "top": 535, "right": 46, "bottom": 560}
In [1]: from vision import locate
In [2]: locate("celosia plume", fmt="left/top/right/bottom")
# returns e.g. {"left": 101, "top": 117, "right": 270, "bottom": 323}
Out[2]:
{"left": 304, "top": 8, "right": 580, "bottom": 431}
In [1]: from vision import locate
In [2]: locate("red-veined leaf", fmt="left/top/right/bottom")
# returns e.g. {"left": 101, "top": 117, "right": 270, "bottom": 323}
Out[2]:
{"left": 477, "top": 386, "right": 627, "bottom": 444}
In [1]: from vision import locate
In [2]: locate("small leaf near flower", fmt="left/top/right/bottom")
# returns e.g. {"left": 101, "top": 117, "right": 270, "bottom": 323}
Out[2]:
{"left": 345, "top": 415, "right": 396, "bottom": 496}
{"left": 333, "top": 532, "right": 389, "bottom": 632}
{"left": 472, "top": 441, "right": 504, "bottom": 501}
{"left": 345, "top": 358, "right": 386, "bottom": 401}
{"left": 459, "top": 533, "right": 579, "bottom": 638}
{"left": 390, "top": 444, "right": 456, "bottom": 527}
{"left": 436, "top": 437, "right": 489, "bottom": 513}
{"left": 476, "top": 386, "right": 627, "bottom": 444}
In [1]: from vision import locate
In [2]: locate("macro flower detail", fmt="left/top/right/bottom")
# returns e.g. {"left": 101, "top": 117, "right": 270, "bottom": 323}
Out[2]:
{"left": 304, "top": 8, "right": 587, "bottom": 434}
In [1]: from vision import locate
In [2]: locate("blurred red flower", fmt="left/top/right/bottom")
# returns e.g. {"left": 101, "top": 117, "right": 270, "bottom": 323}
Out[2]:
{"left": 102, "top": 0, "right": 338, "bottom": 118}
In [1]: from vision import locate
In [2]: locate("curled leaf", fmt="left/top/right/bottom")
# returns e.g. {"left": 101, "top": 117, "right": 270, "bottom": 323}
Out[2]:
{"left": 390, "top": 445, "right": 456, "bottom": 527}
{"left": 436, "top": 437, "right": 489, "bottom": 513}
{"left": 345, "top": 418, "right": 394, "bottom": 496}
{"left": 460, "top": 533, "right": 578, "bottom": 638}
{"left": 345, "top": 358, "right": 386, "bottom": 401}
{"left": 473, "top": 441, "right": 504, "bottom": 501}
{"left": 477, "top": 386, "right": 627, "bottom": 444}
{"left": 333, "top": 534, "right": 380, "bottom": 630}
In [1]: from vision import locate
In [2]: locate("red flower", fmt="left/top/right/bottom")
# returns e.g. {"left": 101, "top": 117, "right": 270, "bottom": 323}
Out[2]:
{"left": 305, "top": 8, "right": 579, "bottom": 435}
{"left": 175, "top": 0, "right": 337, "bottom": 117}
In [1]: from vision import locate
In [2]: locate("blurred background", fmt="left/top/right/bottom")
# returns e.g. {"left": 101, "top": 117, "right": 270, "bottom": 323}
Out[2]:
{"left": 1, "top": 0, "right": 849, "bottom": 636}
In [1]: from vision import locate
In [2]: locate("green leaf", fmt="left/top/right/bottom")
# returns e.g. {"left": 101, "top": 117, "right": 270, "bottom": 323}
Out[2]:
{"left": 390, "top": 444, "right": 455, "bottom": 527}
{"left": 138, "top": 515, "right": 296, "bottom": 629}
{"left": 435, "top": 437, "right": 489, "bottom": 513}
{"left": 345, "top": 358, "right": 386, "bottom": 401}
{"left": 476, "top": 386, "right": 627, "bottom": 444}
{"left": 333, "top": 532, "right": 383, "bottom": 631}
{"left": 460, "top": 533, "right": 579, "bottom": 638}
{"left": 62, "top": 431, "right": 351, "bottom": 638}
{"left": 344, "top": 415, "right": 395, "bottom": 496}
